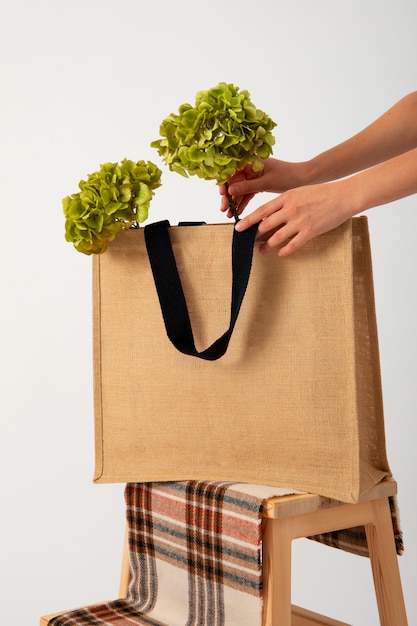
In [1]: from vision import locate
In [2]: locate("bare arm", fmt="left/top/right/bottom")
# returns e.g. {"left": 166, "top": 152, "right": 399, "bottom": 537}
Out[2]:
{"left": 220, "top": 91, "right": 417, "bottom": 255}
{"left": 235, "top": 146, "right": 417, "bottom": 256}
{"left": 220, "top": 91, "right": 417, "bottom": 216}
{"left": 305, "top": 91, "right": 417, "bottom": 184}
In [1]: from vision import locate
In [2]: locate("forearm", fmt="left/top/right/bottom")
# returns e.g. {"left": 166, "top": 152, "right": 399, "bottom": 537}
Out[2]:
{"left": 302, "top": 91, "right": 417, "bottom": 185}
{"left": 342, "top": 147, "right": 417, "bottom": 214}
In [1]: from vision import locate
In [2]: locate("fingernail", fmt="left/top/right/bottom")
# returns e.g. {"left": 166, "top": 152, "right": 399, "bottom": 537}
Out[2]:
{"left": 235, "top": 221, "right": 243, "bottom": 231}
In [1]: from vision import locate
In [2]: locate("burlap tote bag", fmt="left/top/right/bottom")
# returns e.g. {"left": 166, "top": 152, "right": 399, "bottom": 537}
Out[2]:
{"left": 92, "top": 217, "right": 391, "bottom": 502}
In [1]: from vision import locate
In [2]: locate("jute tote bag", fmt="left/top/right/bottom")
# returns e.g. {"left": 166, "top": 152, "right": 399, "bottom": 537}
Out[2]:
{"left": 92, "top": 217, "right": 391, "bottom": 502}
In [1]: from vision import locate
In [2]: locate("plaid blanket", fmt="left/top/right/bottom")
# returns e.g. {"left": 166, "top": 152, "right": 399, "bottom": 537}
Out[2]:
{"left": 49, "top": 481, "right": 403, "bottom": 626}
{"left": 49, "top": 481, "right": 296, "bottom": 626}
{"left": 309, "top": 494, "right": 403, "bottom": 557}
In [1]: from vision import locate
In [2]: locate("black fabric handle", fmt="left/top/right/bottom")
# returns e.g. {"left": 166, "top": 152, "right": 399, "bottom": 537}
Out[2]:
{"left": 144, "top": 220, "right": 258, "bottom": 361}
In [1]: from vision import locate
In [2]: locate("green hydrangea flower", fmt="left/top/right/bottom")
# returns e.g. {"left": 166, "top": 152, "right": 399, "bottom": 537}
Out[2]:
{"left": 63, "top": 159, "right": 162, "bottom": 255}
{"left": 151, "top": 82, "right": 276, "bottom": 186}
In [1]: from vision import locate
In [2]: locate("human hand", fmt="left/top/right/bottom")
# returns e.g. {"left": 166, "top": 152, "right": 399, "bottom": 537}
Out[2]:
{"left": 235, "top": 180, "right": 356, "bottom": 256}
{"left": 219, "top": 163, "right": 263, "bottom": 217}
{"left": 219, "top": 158, "right": 308, "bottom": 218}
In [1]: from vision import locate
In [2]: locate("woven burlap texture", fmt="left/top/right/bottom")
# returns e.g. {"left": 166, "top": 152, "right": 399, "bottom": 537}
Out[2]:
{"left": 92, "top": 218, "right": 391, "bottom": 502}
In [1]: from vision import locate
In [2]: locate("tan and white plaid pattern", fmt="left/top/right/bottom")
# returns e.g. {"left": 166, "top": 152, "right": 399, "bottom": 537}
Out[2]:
{"left": 49, "top": 481, "right": 402, "bottom": 626}
{"left": 49, "top": 481, "right": 298, "bottom": 625}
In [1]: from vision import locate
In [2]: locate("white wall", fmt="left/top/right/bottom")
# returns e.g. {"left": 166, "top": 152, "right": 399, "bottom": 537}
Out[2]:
{"left": 1, "top": 1, "right": 416, "bottom": 624}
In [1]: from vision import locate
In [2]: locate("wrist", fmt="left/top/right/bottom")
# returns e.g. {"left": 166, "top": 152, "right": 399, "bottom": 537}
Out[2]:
{"left": 297, "top": 157, "right": 332, "bottom": 186}
{"left": 301, "top": 155, "right": 335, "bottom": 186}
{"left": 288, "top": 160, "right": 316, "bottom": 188}
{"left": 336, "top": 176, "right": 367, "bottom": 218}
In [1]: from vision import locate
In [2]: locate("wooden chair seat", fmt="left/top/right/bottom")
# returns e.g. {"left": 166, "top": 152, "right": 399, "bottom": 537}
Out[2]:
{"left": 41, "top": 478, "right": 407, "bottom": 626}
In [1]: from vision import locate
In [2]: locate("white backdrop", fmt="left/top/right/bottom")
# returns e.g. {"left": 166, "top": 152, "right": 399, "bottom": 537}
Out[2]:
{"left": 1, "top": 1, "right": 416, "bottom": 624}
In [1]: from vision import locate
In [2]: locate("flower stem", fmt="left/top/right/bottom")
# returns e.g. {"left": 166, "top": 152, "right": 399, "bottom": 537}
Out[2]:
{"left": 225, "top": 182, "right": 240, "bottom": 223}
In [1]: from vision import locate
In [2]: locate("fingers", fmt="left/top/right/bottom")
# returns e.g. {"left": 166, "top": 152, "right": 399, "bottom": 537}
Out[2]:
{"left": 220, "top": 192, "right": 231, "bottom": 213}
{"left": 235, "top": 197, "right": 282, "bottom": 232}
{"left": 219, "top": 164, "right": 264, "bottom": 215}
{"left": 230, "top": 177, "right": 347, "bottom": 256}
{"left": 232, "top": 194, "right": 253, "bottom": 215}
{"left": 229, "top": 163, "right": 260, "bottom": 185}
{"left": 259, "top": 227, "right": 299, "bottom": 256}
{"left": 228, "top": 175, "right": 264, "bottom": 199}
{"left": 277, "top": 235, "right": 304, "bottom": 257}
{"left": 220, "top": 187, "right": 248, "bottom": 216}
{"left": 235, "top": 197, "right": 307, "bottom": 256}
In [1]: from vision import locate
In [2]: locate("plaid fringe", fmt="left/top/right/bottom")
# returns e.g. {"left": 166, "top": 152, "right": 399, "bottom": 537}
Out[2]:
{"left": 309, "top": 494, "right": 404, "bottom": 557}
{"left": 49, "top": 481, "right": 403, "bottom": 626}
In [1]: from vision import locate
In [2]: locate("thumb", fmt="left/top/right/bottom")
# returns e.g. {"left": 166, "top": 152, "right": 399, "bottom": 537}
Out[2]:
{"left": 229, "top": 173, "right": 265, "bottom": 197}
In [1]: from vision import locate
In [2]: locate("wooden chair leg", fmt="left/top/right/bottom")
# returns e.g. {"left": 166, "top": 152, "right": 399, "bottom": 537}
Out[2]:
{"left": 262, "top": 517, "right": 293, "bottom": 626}
{"left": 262, "top": 497, "right": 407, "bottom": 626}
{"left": 365, "top": 498, "right": 408, "bottom": 626}
{"left": 119, "top": 523, "right": 130, "bottom": 598}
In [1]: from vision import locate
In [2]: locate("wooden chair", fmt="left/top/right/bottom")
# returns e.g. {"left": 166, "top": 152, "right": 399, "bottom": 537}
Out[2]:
{"left": 40, "top": 478, "right": 407, "bottom": 626}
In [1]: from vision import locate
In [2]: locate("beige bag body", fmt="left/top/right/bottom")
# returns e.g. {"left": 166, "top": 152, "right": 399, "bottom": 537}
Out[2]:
{"left": 92, "top": 217, "right": 391, "bottom": 502}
